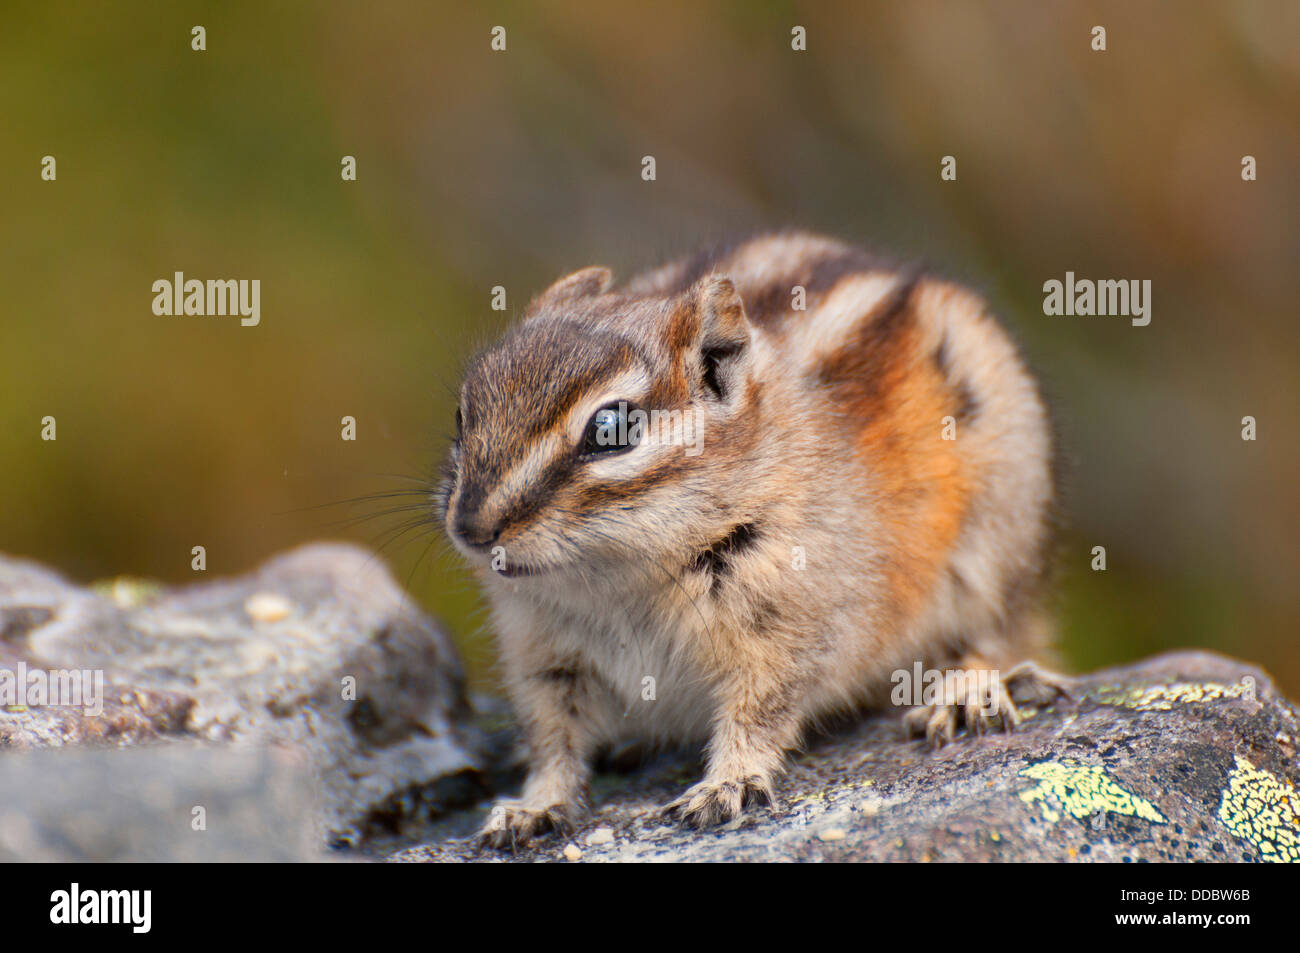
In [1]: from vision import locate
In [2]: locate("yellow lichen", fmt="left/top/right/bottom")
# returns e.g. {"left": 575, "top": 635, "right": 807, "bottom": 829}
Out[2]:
{"left": 787, "top": 778, "right": 876, "bottom": 809}
{"left": 1091, "top": 680, "right": 1255, "bottom": 711}
{"left": 1217, "top": 756, "right": 1299, "bottom": 863}
{"left": 1018, "top": 760, "right": 1166, "bottom": 825}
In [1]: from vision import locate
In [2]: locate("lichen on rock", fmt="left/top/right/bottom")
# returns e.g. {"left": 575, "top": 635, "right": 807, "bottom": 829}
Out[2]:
{"left": 1217, "top": 755, "right": 1299, "bottom": 864}
{"left": 1018, "top": 760, "right": 1166, "bottom": 825}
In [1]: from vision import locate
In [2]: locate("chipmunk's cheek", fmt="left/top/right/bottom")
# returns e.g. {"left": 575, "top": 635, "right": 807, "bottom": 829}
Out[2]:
{"left": 582, "top": 444, "right": 663, "bottom": 484}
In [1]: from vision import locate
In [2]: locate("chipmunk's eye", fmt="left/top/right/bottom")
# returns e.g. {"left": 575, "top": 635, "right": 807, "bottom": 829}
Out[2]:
{"left": 582, "top": 404, "right": 638, "bottom": 457}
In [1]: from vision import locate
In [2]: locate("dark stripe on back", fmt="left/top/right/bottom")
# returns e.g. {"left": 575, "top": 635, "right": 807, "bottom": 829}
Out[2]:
{"left": 653, "top": 232, "right": 898, "bottom": 329}
{"left": 741, "top": 242, "right": 898, "bottom": 327}
{"left": 812, "top": 271, "right": 922, "bottom": 414}
{"left": 933, "top": 332, "right": 979, "bottom": 422}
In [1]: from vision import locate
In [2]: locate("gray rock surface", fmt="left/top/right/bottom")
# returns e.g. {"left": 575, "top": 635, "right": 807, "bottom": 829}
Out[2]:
{"left": 0, "top": 544, "right": 484, "bottom": 848}
{"left": 0, "top": 746, "right": 320, "bottom": 862}
{"left": 4, "top": 545, "right": 1296, "bottom": 863}
{"left": 391, "top": 652, "right": 1300, "bottom": 863}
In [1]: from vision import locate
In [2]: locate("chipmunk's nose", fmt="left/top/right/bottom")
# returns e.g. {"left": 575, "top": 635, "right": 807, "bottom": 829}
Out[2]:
{"left": 454, "top": 512, "right": 501, "bottom": 549}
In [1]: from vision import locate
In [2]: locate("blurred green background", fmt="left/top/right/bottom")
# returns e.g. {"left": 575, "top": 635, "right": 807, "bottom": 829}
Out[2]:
{"left": 2, "top": 1, "right": 1296, "bottom": 693}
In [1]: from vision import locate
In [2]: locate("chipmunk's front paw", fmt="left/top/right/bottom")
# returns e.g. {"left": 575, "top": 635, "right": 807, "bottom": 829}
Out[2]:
{"left": 660, "top": 776, "right": 775, "bottom": 828}
{"left": 475, "top": 798, "right": 578, "bottom": 852}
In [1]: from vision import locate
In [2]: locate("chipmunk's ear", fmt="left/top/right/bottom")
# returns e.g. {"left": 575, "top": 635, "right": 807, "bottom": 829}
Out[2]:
{"left": 687, "top": 275, "right": 752, "bottom": 402}
{"left": 537, "top": 266, "right": 614, "bottom": 304}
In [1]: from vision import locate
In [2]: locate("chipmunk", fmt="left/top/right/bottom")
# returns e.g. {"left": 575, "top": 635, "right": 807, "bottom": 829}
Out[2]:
{"left": 437, "top": 231, "right": 1067, "bottom": 849}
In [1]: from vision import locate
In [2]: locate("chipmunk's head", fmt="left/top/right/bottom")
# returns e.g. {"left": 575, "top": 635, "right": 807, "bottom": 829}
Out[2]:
{"left": 439, "top": 266, "right": 761, "bottom": 581}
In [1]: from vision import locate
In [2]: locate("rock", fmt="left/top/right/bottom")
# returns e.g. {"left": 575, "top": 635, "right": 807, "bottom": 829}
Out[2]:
{"left": 0, "top": 544, "right": 485, "bottom": 848}
{"left": 0, "top": 746, "right": 319, "bottom": 862}
{"left": 389, "top": 651, "right": 1300, "bottom": 863}
{"left": 5, "top": 545, "right": 1296, "bottom": 863}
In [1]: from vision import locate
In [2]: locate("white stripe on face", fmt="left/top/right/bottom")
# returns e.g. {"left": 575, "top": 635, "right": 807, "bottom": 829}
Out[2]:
{"left": 473, "top": 367, "right": 657, "bottom": 523}
{"left": 562, "top": 368, "right": 655, "bottom": 446}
